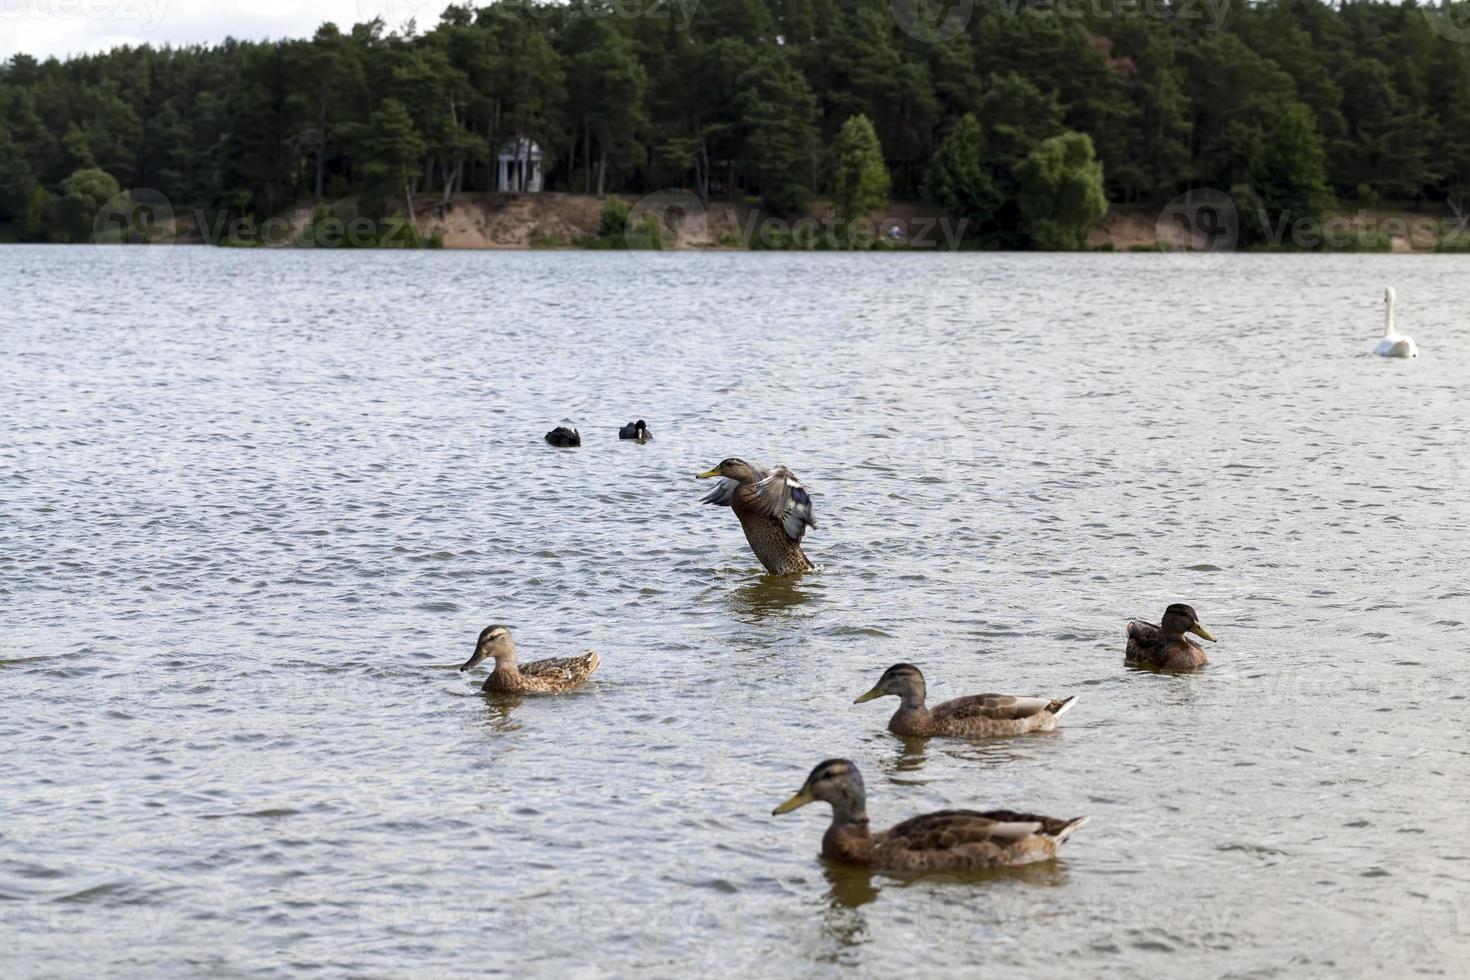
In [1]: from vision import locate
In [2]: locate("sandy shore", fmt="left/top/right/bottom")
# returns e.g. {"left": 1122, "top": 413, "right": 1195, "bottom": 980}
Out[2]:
{"left": 154, "top": 192, "right": 1465, "bottom": 252}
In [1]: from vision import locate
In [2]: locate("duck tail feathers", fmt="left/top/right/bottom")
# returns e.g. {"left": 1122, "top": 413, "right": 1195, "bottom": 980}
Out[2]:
{"left": 1054, "top": 815, "right": 1089, "bottom": 843}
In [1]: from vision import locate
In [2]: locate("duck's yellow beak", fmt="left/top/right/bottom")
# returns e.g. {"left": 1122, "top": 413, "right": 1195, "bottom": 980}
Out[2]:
{"left": 853, "top": 687, "right": 883, "bottom": 704}
{"left": 1189, "top": 622, "right": 1216, "bottom": 642}
{"left": 772, "top": 788, "right": 814, "bottom": 815}
{"left": 697, "top": 467, "right": 721, "bottom": 479}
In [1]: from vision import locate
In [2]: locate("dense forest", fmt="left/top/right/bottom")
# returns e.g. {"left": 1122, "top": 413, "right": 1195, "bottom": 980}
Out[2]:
{"left": 3, "top": 0, "right": 1470, "bottom": 247}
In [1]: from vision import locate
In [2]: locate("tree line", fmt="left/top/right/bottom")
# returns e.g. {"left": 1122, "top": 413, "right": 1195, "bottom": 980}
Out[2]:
{"left": 1, "top": 0, "right": 1468, "bottom": 248}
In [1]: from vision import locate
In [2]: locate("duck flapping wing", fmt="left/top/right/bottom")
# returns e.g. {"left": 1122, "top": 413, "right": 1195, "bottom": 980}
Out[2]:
{"left": 751, "top": 465, "right": 816, "bottom": 541}
{"left": 700, "top": 477, "right": 742, "bottom": 507}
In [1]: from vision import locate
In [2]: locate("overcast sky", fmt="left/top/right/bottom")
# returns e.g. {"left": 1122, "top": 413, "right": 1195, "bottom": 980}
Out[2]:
{"left": 0, "top": 0, "right": 449, "bottom": 63}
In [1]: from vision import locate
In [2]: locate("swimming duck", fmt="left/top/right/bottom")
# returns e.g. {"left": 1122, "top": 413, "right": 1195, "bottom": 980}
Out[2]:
{"left": 772, "top": 759, "right": 1087, "bottom": 871}
{"left": 619, "top": 420, "right": 651, "bottom": 441}
{"left": 697, "top": 458, "right": 815, "bottom": 574}
{"left": 545, "top": 426, "right": 581, "bottom": 447}
{"left": 1373, "top": 286, "right": 1418, "bottom": 358}
{"left": 458, "top": 625, "right": 599, "bottom": 694}
{"left": 1125, "top": 603, "right": 1216, "bottom": 671}
{"left": 855, "top": 664, "right": 1077, "bottom": 738}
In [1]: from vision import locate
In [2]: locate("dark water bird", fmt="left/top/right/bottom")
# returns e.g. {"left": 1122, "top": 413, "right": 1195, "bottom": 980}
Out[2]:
{"left": 459, "top": 625, "right": 599, "bottom": 694}
{"left": 697, "top": 457, "right": 815, "bottom": 574}
{"left": 1125, "top": 603, "right": 1216, "bottom": 671}
{"left": 619, "top": 420, "right": 651, "bottom": 441}
{"left": 771, "top": 759, "right": 1088, "bottom": 871}
{"left": 545, "top": 426, "right": 581, "bottom": 447}
{"left": 854, "top": 664, "right": 1077, "bottom": 738}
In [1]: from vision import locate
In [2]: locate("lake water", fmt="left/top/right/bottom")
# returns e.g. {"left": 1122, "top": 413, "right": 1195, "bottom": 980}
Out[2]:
{"left": 4, "top": 245, "right": 1469, "bottom": 978}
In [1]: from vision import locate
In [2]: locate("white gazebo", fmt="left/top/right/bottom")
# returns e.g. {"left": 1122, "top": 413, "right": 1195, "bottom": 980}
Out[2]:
{"left": 497, "top": 137, "right": 543, "bottom": 192}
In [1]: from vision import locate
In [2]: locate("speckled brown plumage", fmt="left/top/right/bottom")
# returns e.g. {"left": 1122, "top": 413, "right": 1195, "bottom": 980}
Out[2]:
{"left": 773, "top": 759, "right": 1086, "bottom": 872}
{"left": 481, "top": 650, "right": 600, "bottom": 694}
{"left": 868, "top": 809, "right": 1086, "bottom": 871}
{"left": 734, "top": 506, "right": 814, "bottom": 575}
{"left": 1125, "top": 603, "right": 1216, "bottom": 671}
{"left": 459, "top": 625, "right": 599, "bottom": 695}
{"left": 856, "top": 663, "right": 1077, "bottom": 739}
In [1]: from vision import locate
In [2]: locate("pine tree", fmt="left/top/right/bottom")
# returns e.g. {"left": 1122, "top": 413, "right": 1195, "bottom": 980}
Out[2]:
{"left": 924, "top": 113, "right": 992, "bottom": 231}
{"left": 829, "top": 113, "right": 888, "bottom": 225}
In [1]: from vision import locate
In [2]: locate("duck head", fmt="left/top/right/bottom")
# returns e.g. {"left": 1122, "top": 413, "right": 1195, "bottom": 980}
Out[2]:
{"left": 1161, "top": 603, "right": 1215, "bottom": 642}
{"left": 773, "top": 758, "right": 869, "bottom": 825}
{"left": 697, "top": 457, "right": 760, "bottom": 482}
{"left": 460, "top": 625, "right": 516, "bottom": 672}
{"left": 854, "top": 663, "right": 927, "bottom": 710}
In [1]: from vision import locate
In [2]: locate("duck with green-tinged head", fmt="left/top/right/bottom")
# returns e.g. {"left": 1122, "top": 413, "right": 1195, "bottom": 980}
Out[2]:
{"left": 1125, "top": 603, "right": 1216, "bottom": 671}
{"left": 458, "top": 625, "right": 599, "bottom": 694}
{"left": 855, "top": 664, "right": 1077, "bottom": 739}
{"left": 696, "top": 457, "right": 815, "bottom": 575}
{"left": 772, "top": 758, "right": 1088, "bottom": 871}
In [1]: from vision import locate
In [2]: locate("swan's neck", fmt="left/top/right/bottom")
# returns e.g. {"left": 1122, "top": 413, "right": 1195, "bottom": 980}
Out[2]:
{"left": 1385, "top": 294, "right": 1396, "bottom": 336}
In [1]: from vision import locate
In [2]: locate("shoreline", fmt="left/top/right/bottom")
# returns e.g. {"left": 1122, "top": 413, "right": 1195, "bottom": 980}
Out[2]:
{"left": 18, "top": 192, "right": 1469, "bottom": 254}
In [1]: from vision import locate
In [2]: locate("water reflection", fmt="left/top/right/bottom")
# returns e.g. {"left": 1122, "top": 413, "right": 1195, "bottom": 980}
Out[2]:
{"left": 938, "top": 735, "right": 1049, "bottom": 768}
{"left": 827, "top": 860, "right": 1075, "bottom": 910}
{"left": 893, "top": 862, "right": 1074, "bottom": 890}
{"left": 727, "top": 573, "right": 816, "bottom": 623}
{"left": 478, "top": 691, "right": 525, "bottom": 731}
{"left": 823, "top": 862, "right": 880, "bottom": 910}
{"left": 881, "top": 735, "right": 931, "bottom": 774}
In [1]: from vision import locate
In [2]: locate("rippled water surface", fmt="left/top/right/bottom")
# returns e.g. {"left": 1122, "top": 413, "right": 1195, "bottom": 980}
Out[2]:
{"left": 4, "top": 246, "right": 1470, "bottom": 978}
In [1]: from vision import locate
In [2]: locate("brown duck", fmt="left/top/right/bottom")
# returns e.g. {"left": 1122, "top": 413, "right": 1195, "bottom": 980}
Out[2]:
{"left": 772, "top": 759, "right": 1087, "bottom": 871}
{"left": 458, "top": 625, "right": 599, "bottom": 694}
{"left": 1125, "top": 603, "right": 1216, "bottom": 671}
{"left": 697, "top": 458, "right": 815, "bottom": 574}
{"left": 855, "top": 663, "right": 1077, "bottom": 738}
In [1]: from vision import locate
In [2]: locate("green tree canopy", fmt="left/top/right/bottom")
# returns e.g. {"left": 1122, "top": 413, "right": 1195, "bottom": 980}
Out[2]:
{"left": 829, "top": 113, "right": 888, "bottom": 224}
{"left": 925, "top": 113, "right": 993, "bottom": 231}
{"left": 2, "top": 0, "right": 1469, "bottom": 246}
{"left": 55, "top": 166, "right": 121, "bottom": 242}
{"left": 1016, "top": 131, "right": 1107, "bottom": 250}
{"left": 734, "top": 50, "right": 819, "bottom": 214}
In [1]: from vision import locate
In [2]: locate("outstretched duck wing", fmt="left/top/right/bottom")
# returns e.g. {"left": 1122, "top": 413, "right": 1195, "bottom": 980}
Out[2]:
{"left": 700, "top": 478, "right": 741, "bottom": 507}
{"left": 751, "top": 465, "right": 816, "bottom": 541}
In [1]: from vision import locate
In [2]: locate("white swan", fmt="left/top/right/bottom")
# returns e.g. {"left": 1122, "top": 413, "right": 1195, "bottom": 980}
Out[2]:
{"left": 1373, "top": 286, "right": 1418, "bottom": 358}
